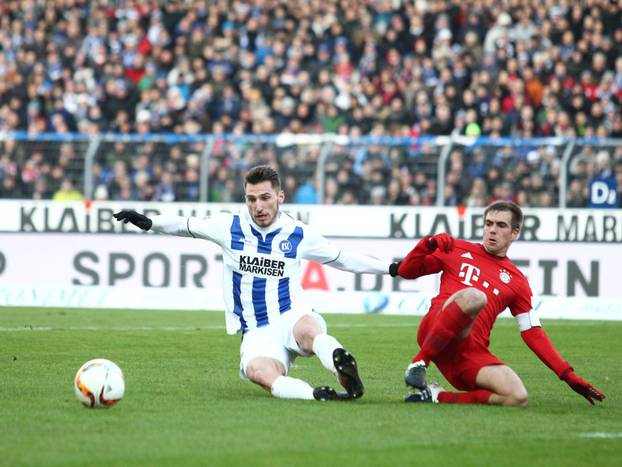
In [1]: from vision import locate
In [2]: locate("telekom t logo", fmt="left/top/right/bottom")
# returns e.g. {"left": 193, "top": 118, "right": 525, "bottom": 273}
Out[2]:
{"left": 459, "top": 263, "right": 480, "bottom": 286}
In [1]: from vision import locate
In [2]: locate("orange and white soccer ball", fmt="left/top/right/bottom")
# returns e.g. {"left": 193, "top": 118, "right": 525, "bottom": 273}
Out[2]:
{"left": 74, "top": 359, "right": 125, "bottom": 408}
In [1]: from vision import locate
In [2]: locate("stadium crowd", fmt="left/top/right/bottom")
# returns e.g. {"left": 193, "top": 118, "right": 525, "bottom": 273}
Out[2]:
{"left": 0, "top": 0, "right": 621, "bottom": 206}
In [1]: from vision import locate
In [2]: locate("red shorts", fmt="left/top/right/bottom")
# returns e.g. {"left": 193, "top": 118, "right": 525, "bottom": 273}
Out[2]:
{"left": 418, "top": 307, "right": 505, "bottom": 391}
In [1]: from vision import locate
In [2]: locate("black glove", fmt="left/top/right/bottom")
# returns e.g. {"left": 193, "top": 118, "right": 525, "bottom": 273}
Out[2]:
{"left": 561, "top": 369, "right": 605, "bottom": 405}
{"left": 389, "top": 262, "right": 401, "bottom": 277}
{"left": 113, "top": 210, "right": 152, "bottom": 231}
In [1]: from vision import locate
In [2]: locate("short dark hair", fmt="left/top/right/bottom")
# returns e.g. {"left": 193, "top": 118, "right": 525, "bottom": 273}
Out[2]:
{"left": 245, "top": 165, "right": 281, "bottom": 191}
{"left": 484, "top": 201, "right": 523, "bottom": 230}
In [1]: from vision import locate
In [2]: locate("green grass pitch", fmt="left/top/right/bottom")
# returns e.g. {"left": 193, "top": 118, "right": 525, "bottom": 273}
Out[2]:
{"left": 1, "top": 307, "right": 620, "bottom": 467}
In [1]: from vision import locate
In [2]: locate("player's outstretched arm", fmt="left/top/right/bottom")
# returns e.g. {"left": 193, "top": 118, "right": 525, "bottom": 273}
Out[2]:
{"left": 113, "top": 211, "right": 202, "bottom": 238}
{"left": 324, "top": 250, "right": 390, "bottom": 275}
{"left": 302, "top": 227, "right": 390, "bottom": 275}
{"left": 521, "top": 326, "right": 605, "bottom": 405}
{"left": 389, "top": 233, "right": 453, "bottom": 279}
{"left": 113, "top": 210, "right": 152, "bottom": 230}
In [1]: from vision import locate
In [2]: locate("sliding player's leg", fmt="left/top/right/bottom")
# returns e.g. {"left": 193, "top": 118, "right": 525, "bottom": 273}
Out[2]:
{"left": 411, "top": 365, "right": 528, "bottom": 406}
{"left": 240, "top": 327, "right": 315, "bottom": 400}
{"left": 406, "top": 288, "right": 487, "bottom": 390}
{"left": 244, "top": 356, "right": 315, "bottom": 399}
{"left": 292, "top": 312, "right": 364, "bottom": 399}
{"left": 436, "top": 342, "right": 528, "bottom": 406}
{"left": 473, "top": 365, "right": 528, "bottom": 406}
{"left": 406, "top": 344, "right": 527, "bottom": 406}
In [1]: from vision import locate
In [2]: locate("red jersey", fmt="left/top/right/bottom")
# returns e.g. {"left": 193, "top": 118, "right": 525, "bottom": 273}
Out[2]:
{"left": 403, "top": 239, "right": 533, "bottom": 348}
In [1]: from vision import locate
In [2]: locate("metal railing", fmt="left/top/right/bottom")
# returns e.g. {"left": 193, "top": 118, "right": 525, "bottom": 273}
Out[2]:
{"left": 1, "top": 132, "right": 620, "bottom": 207}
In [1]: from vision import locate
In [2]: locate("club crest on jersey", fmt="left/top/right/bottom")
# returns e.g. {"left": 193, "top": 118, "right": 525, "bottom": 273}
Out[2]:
{"left": 499, "top": 269, "right": 512, "bottom": 284}
{"left": 279, "top": 240, "right": 292, "bottom": 253}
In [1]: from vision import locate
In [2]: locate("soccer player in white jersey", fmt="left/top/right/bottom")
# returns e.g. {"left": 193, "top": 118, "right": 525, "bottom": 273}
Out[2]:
{"left": 114, "top": 165, "right": 390, "bottom": 401}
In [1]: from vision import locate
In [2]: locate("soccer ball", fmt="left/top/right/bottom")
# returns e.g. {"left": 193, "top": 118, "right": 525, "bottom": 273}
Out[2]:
{"left": 74, "top": 359, "right": 125, "bottom": 408}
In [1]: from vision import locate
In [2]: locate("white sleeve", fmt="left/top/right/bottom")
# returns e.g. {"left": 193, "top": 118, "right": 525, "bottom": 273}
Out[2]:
{"left": 150, "top": 214, "right": 226, "bottom": 244}
{"left": 301, "top": 226, "right": 388, "bottom": 274}
{"left": 326, "top": 250, "right": 389, "bottom": 274}
{"left": 150, "top": 215, "right": 194, "bottom": 237}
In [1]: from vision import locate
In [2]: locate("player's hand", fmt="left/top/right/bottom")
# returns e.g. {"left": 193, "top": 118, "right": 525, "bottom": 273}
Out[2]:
{"left": 113, "top": 210, "right": 153, "bottom": 231}
{"left": 562, "top": 370, "right": 605, "bottom": 405}
{"left": 425, "top": 233, "right": 454, "bottom": 253}
{"left": 393, "top": 232, "right": 455, "bottom": 279}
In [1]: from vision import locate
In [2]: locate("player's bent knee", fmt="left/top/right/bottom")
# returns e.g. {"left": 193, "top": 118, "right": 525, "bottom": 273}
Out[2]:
{"left": 459, "top": 287, "right": 487, "bottom": 313}
{"left": 245, "top": 359, "right": 284, "bottom": 388}
{"left": 293, "top": 316, "right": 323, "bottom": 352}
{"left": 295, "top": 326, "right": 318, "bottom": 351}
{"left": 506, "top": 389, "right": 529, "bottom": 407}
{"left": 508, "top": 395, "right": 528, "bottom": 407}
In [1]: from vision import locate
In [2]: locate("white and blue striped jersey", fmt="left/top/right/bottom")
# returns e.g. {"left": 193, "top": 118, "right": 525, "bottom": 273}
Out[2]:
{"left": 150, "top": 210, "right": 387, "bottom": 334}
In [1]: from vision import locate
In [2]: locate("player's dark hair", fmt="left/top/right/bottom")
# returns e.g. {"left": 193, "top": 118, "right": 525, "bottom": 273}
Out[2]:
{"left": 245, "top": 165, "right": 281, "bottom": 191}
{"left": 484, "top": 201, "right": 523, "bottom": 230}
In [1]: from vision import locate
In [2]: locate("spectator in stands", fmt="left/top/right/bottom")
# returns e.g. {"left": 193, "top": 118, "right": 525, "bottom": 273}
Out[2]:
{"left": 53, "top": 178, "right": 83, "bottom": 201}
{"left": 0, "top": 177, "right": 22, "bottom": 199}
{"left": 615, "top": 161, "right": 622, "bottom": 207}
{"left": 566, "top": 178, "right": 588, "bottom": 208}
{"left": 155, "top": 171, "right": 176, "bottom": 202}
{"left": 293, "top": 179, "right": 318, "bottom": 204}
{"left": 0, "top": 0, "right": 618, "bottom": 206}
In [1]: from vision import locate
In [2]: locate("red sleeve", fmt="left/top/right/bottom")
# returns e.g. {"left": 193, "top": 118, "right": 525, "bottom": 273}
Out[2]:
{"left": 397, "top": 235, "right": 443, "bottom": 279}
{"left": 509, "top": 275, "right": 533, "bottom": 316}
{"left": 521, "top": 327, "right": 572, "bottom": 378}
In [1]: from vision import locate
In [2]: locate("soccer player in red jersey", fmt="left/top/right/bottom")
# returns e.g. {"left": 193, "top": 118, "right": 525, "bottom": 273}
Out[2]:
{"left": 389, "top": 201, "right": 605, "bottom": 406}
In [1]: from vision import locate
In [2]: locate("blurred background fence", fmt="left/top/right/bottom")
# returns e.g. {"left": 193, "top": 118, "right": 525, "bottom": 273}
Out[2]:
{"left": 0, "top": 132, "right": 621, "bottom": 208}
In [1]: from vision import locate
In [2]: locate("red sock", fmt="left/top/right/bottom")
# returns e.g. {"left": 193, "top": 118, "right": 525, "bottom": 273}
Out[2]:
{"left": 438, "top": 390, "right": 492, "bottom": 404}
{"left": 418, "top": 301, "right": 472, "bottom": 362}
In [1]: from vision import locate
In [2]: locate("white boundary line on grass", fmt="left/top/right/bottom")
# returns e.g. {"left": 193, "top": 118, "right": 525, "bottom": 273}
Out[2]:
{"left": 577, "top": 432, "right": 622, "bottom": 439}
{"left": 0, "top": 326, "right": 223, "bottom": 332}
{"left": 0, "top": 320, "right": 611, "bottom": 333}
{"left": 0, "top": 322, "right": 418, "bottom": 332}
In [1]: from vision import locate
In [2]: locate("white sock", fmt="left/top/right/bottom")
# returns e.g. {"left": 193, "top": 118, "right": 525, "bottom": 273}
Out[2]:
{"left": 312, "top": 333, "right": 342, "bottom": 374}
{"left": 270, "top": 376, "right": 315, "bottom": 400}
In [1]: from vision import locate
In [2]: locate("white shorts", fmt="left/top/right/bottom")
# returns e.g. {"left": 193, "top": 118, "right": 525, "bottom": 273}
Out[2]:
{"left": 239, "top": 308, "right": 327, "bottom": 379}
